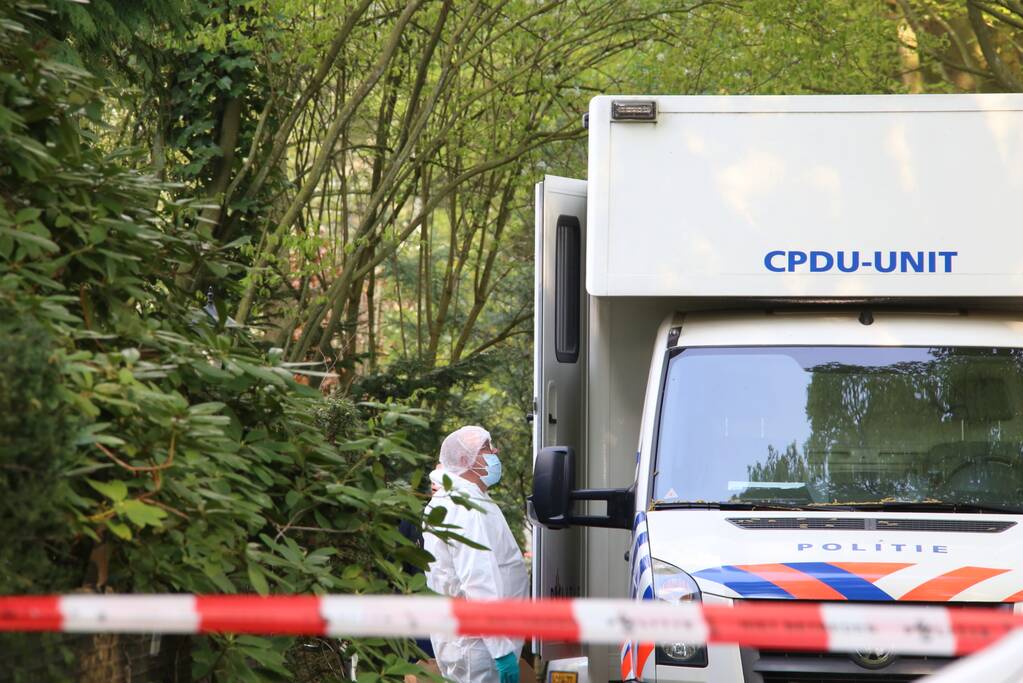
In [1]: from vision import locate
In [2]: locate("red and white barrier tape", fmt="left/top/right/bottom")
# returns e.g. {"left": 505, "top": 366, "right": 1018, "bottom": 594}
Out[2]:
{"left": 1, "top": 596, "right": 1020, "bottom": 656}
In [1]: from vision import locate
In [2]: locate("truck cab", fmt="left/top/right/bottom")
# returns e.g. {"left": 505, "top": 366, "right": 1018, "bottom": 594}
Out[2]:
{"left": 529, "top": 95, "right": 1023, "bottom": 682}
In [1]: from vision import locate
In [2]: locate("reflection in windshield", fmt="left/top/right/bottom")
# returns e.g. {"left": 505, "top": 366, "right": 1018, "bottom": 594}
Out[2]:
{"left": 653, "top": 346, "right": 1023, "bottom": 508}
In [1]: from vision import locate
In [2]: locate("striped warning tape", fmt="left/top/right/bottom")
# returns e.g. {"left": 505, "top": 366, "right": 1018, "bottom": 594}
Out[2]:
{"left": 1, "top": 595, "right": 1020, "bottom": 656}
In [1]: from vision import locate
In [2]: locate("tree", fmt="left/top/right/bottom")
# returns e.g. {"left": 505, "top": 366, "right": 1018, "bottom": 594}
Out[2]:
{"left": 895, "top": 0, "right": 1023, "bottom": 92}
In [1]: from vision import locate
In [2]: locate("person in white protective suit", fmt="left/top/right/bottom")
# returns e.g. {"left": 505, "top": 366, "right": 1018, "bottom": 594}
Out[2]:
{"left": 424, "top": 425, "right": 529, "bottom": 683}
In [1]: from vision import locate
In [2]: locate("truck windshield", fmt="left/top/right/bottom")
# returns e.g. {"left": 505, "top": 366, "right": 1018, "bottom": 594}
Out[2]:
{"left": 653, "top": 346, "right": 1023, "bottom": 510}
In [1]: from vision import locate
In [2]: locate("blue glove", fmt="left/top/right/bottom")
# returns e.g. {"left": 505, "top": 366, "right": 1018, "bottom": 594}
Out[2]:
{"left": 495, "top": 652, "right": 519, "bottom": 683}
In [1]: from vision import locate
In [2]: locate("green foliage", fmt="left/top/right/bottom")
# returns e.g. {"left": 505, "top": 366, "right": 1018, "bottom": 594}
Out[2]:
{"left": 49, "top": 0, "right": 193, "bottom": 64}
{"left": 160, "top": 4, "right": 266, "bottom": 183}
{"left": 609, "top": 1, "right": 903, "bottom": 96}
{"left": 0, "top": 3, "right": 439, "bottom": 679}
{"left": 0, "top": 318, "right": 80, "bottom": 592}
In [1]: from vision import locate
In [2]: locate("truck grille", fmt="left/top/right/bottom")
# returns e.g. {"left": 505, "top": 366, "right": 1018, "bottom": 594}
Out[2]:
{"left": 741, "top": 602, "right": 1007, "bottom": 682}
{"left": 749, "top": 649, "right": 951, "bottom": 682}
{"left": 727, "top": 517, "right": 1015, "bottom": 533}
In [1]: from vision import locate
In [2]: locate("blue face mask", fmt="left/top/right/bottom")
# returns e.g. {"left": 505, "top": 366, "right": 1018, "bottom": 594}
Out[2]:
{"left": 478, "top": 453, "right": 502, "bottom": 487}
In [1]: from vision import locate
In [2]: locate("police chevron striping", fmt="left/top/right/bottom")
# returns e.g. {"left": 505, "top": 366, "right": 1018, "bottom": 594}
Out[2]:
{"left": 1, "top": 594, "right": 1022, "bottom": 657}
{"left": 693, "top": 562, "right": 1019, "bottom": 602}
{"left": 621, "top": 511, "right": 656, "bottom": 681}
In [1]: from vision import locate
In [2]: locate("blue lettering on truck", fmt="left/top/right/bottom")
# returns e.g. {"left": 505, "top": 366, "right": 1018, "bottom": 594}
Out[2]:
{"left": 796, "top": 541, "right": 948, "bottom": 553}
{"left": 764, "top": 250, "right": 957, "bottom": 273}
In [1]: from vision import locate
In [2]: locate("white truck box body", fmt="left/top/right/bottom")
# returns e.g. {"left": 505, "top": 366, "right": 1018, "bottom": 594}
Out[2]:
{"left": 586, "top": 95, "right": 1023, "bottom": 298}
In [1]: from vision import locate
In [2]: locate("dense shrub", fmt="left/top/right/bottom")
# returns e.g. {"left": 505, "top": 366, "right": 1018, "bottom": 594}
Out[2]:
{"left": 0, "top": 3, "right": 442, "bottom": 679}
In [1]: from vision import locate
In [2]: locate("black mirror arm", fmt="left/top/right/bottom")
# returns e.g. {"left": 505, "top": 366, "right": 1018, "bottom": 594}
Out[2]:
{"left": 566, "top": 486, "right": 635, "bottom": 529}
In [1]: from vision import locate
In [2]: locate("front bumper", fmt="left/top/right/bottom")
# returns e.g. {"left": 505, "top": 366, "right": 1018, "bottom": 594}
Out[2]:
{"left": 650, "top": 594, "right": 1007, "bottom": 682}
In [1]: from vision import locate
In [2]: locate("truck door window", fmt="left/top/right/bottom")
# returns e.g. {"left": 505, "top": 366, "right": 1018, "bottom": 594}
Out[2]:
{"left": 653, "top": 346, "right": 1023, "bottom": 510}
{"left": 554, "top": 215, "right": 580, "bottom": 363}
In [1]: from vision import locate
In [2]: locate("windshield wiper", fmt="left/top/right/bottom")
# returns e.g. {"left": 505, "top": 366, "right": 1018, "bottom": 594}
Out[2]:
{"left": 649, "top": 500, "right": 1023, "bottom": 514}
{"left": 652, "top": 501, "right": 818, "bottom": 511}
{"left": 832, "top": 501, "right": 1023, "bottom": 515}
{"left": 653, "top": 500, "right": 1023, "bottom": 514}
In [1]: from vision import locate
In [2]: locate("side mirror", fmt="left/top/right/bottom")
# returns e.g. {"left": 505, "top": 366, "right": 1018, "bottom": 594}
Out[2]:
{"left": 529, "top": 446, "right": 575, "bottom": 528}
{"left": 528, "top": 446, "right": 634, "bottom": 530}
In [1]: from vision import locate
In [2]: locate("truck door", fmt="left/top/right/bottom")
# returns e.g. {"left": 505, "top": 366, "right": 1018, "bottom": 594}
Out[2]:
{"left": 533, "top": 175, "right": 586, "bottom": 662}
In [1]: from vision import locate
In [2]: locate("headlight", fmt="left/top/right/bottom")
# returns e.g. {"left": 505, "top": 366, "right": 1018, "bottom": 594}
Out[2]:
{"left": 652, "top": 558, "right": 708, "bottom": 668}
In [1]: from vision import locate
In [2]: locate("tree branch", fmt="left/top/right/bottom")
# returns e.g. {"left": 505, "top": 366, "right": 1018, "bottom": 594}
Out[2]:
{"left": 968, "top": 0, "right": 1023, "bottom": 90}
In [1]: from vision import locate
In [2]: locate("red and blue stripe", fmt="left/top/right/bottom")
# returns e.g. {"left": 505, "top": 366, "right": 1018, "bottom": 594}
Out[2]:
{"left": 694, "top": 562, "right": 908, "bottom": 600}
{"left": 693, "top": 562, "right": 1011, "bottom": 602}
{"left": 622, "top": 512, "right": 655, "bottom": 681}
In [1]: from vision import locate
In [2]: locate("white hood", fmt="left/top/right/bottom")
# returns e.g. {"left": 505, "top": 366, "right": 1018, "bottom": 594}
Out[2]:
{"left": 646, "top": 510, "right": 1023, "bottom": 603}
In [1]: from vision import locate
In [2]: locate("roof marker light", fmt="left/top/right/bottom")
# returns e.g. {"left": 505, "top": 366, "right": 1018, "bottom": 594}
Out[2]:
{"left": 611, "top": 100, "right": 657, "bottom": 122}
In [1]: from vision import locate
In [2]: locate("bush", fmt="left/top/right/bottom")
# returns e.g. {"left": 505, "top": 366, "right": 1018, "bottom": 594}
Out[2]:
{"left": 0, "top": 3, "right": 442, "bottom": 679}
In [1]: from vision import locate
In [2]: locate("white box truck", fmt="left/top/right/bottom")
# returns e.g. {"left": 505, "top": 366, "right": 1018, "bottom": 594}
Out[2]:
{"left": 529, "top": 94, "right": 1023, "bottom": 682}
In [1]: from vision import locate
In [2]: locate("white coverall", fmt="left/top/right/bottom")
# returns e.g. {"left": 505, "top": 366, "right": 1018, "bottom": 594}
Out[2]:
{"left": 424, "top": 469, "right": 529, "bottom": 682}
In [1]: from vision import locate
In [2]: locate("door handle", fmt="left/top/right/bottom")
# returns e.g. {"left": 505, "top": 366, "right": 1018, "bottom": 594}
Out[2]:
{"left": 545, "top": 382, "right": 557, "bottom": 429}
